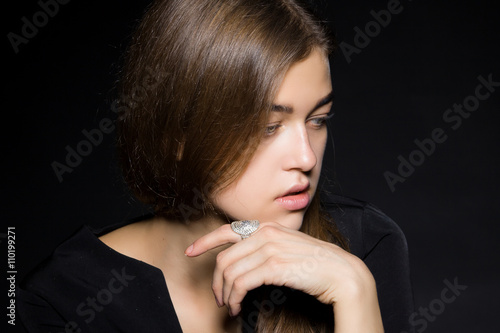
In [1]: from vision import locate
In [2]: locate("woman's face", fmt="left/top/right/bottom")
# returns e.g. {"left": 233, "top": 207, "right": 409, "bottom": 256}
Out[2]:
{"left": 214, "top": 49, "right": 333, "bottom": 230}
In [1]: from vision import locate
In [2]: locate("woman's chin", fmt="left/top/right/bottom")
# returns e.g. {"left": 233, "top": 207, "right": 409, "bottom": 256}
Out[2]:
{"left": 272, "top": 211, "right": 306, "bottom": 231}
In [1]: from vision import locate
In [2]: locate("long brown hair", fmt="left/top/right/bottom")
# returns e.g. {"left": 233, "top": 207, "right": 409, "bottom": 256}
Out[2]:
{"left": 116, "top": 0, "right": 348, "bottom": 331}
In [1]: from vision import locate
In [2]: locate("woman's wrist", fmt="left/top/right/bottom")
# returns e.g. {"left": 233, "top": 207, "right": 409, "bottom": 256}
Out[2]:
{"left": 330, "top": 260, "right": 384, "bottom": 332}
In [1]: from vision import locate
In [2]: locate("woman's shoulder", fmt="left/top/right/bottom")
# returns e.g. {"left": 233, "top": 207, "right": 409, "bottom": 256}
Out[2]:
{"left": 321, "top": 192, "right": 408, "bottom": 259}
{"left": 19, "top": 224, "right": 138, "bottom": 301}
{"left": 18, "top": 216, "right": 182, "bottom": 332}
{"left": 21, "top": 225, "right": 109, "bottom": 287}
{"left": 322, "top": 193, "right": 415, "bottom": 332}
{"left": 17, "top": 225, "right": 130, "bottom": 331}
{"left": 20, "top": 214, "right": 161, "bottom": 294}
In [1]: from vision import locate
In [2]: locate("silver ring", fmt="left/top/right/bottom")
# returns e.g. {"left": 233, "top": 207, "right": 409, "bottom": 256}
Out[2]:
{"left": 231, "top": 220, "right": 260, "bottom": 239}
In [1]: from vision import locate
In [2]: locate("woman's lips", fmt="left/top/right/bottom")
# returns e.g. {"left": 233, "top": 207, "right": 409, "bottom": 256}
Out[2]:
{"left": 275, "top": 191, "right": 311, "bottom": 211}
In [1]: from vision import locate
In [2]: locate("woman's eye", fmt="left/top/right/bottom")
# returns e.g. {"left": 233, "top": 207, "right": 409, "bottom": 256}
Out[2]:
{"left": 310, "top": 117, "right": 327, "bottom": 127}
{"left": 264, "top": 124, "right": 281, "bottom": 136}
{"left": 309, "top": 113, "right": 334, "bottom": 128}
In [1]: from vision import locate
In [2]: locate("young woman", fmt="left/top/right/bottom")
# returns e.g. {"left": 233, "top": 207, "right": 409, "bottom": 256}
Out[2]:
{"left": 19, "top": 0, "right": 414, "bottom": 332}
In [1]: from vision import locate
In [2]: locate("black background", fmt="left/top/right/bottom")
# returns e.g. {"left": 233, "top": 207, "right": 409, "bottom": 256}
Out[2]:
{"left": 2, "top": 0, "right": 499, "bottom": 332}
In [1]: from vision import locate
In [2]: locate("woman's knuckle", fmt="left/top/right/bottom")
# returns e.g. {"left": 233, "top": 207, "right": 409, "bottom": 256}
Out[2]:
{"left": 216, "top": 251, "right": 226, "bottom": 264}
{"left": 266, "top": 255, "right": 284, "bottom": 269}
{"left": 259, "top": 225, "right": 279, "bottom": 237}
{"left": 233, "top": 276, "right": 246, "bottom": 290}
{"left": 223, "top": 266, "right": 235, "bottom": 281}
{"left": 211, "top": 281, "right": 220, "bottom": 293}
{"left": 261, "top": 242, "right": 278, "bottom": 255}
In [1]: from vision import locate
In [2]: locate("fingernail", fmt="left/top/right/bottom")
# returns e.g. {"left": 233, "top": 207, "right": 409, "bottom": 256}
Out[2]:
{"left": 184, "top": 244, "right": 194, "bottom": 256}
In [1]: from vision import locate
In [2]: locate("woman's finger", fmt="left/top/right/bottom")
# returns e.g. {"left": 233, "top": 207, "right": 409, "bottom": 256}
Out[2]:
{"left": 214, "top": 241, "right": 281, "bottom": 306}
{"left": 185, "top": 221, "right": 282, "bottom": 256}
{"left": 184, "top": 223, "right": 240, "bottom": 256}
{"left": 225, "top": 254, "right": 300, "bottom": 316}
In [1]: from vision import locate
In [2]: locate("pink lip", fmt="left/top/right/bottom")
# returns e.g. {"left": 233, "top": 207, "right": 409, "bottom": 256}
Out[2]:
{"left": 275, "top": 183, "right": 311, "bottom": 211}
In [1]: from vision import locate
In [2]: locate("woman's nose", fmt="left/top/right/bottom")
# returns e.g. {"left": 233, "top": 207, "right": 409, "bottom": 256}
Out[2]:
{"left": 282, "top": 126, "right": 317, "bottom": 172}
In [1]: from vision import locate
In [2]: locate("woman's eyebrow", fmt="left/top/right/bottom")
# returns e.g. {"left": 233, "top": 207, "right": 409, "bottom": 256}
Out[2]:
{"left": 271, "top": 91, "right": 334, "bottom": 113}
{"left": 312, "top": 91, "right": 334, "bottom": 112}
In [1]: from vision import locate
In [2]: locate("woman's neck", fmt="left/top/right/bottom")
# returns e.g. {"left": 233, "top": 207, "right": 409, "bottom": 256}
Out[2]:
{"left": 99, "top": 214, "right": 237, "bottom": 332}
{"left": 151, "top": 215, "right": 239, "bottom": 332}
{"left": 99, "top": 214, "right": 228, "bottom": 291}
{"left": 155, "top": 215, "right": 229, "bottom": 289}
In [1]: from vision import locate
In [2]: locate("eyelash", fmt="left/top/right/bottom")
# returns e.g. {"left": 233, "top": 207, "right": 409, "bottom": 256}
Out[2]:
{"left": 264, "top": 112, "right": 334, "bottom": 136}
{"left": 264, "top": 124, "right": 281, "bottom": 136}
{"left": 309, "top": 112, "right": 334, "bottom": 128}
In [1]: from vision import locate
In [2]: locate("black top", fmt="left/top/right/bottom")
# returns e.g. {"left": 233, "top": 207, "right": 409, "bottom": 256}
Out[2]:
{"left": 18, "top": 194, "right": 415, "bottom": 332}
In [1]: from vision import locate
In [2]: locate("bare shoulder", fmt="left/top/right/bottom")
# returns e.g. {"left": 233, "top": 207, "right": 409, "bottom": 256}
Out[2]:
{"left": 98, "top": 219, "right": 157, "bottom": 264}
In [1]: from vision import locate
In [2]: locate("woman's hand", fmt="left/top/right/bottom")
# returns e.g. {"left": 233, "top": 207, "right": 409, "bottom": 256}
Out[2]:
{"left": 185, "top": 221, "right": 383, "bottom": 332}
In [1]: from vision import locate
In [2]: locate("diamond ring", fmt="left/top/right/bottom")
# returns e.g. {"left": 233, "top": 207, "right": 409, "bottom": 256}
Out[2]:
{"left": 230, "top": 220, "right": 260, "bottom": 240}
